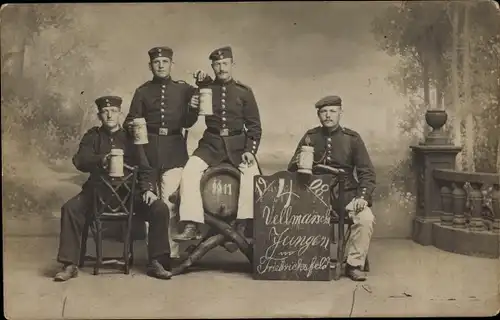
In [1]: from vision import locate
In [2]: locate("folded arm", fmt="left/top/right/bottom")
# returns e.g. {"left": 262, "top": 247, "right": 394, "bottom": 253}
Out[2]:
{"left": 72, "top": 129, "right": 106, "bottom": 173}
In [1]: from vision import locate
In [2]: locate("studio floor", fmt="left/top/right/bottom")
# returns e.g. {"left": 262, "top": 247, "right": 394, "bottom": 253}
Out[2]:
{"left": 3, "top": 236, "right": 499, "bottom": 319}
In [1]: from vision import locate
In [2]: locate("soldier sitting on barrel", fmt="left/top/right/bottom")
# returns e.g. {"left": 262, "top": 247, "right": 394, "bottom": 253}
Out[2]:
{"left": 173, "top": 46, "right": 263, "bottom": 241}
{"left": 287, "top": 95, "right": 376, "bottom": 281}
{"left": 54, "top": 96, "right": 174, "bottom": 281}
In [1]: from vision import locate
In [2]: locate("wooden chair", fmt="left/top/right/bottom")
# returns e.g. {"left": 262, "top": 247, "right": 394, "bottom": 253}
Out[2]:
{"left": 330, "top": 215, "right": 370, "bottom": 272}
{"left": 313, "top": 164, "right": 370, "bottom": 278}
{"left": 79, "top": 164, "right": 138, "bottom": 275}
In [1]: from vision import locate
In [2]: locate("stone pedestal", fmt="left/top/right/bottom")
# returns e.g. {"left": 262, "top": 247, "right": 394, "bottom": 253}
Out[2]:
{"left": 410, "top": 109, "right": 462, "bottom": 245}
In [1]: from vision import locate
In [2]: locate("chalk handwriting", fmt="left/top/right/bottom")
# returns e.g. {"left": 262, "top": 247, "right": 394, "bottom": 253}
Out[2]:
{"left": 309, "top": 178, "right": 330, "bottom": 197}
{"left": 276, "top": 178, "right": 300, "bottom": 207}
{"left": 260, "top": 226, "right": 329, "bottom": 264}
{"left": 262, "top": 204, "right": 330, "bottom": 226}
{"left": 255, "top": 177, "right": 277, "bottom": 202}
{"left": 254, "top": 173, "right": 332, "bottom": 280}
{"left": 256, "top": 256, "right": 330, "bottom": 278}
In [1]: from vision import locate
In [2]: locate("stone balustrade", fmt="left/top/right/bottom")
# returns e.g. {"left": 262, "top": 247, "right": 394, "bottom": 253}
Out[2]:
{"left": 410, "top": 108, "right": 500, "bottom": 259}
{"left": 431, "top": 169, "right": 500, "bottom": 258}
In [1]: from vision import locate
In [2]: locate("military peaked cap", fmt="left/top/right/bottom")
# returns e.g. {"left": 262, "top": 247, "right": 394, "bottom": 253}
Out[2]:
{"left": 209, "top": 46, "right": 233, "bottom": 61}
{"left": 95, "top": 95, "right": 122, "bottom": 111}
{"left": 148, "top": 46, "right": 173, "bottom": 60}
{"left": 315, "top": 95, "right": 342, "bottom": 109}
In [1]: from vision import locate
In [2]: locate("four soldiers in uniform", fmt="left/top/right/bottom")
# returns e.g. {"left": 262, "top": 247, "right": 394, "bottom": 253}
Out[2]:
{"left": 54, "top": 47, "right": 376, "bottom": 282}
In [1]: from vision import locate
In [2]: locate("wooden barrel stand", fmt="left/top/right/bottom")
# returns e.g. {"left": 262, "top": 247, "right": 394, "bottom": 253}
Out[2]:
{"left": 172, "top": 163, "right": 253, "bottom": 275}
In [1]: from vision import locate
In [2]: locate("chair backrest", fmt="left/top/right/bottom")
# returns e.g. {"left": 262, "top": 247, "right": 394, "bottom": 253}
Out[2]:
{"left": 92, "top": 165, "right": 138, "bottom": 218}
{"left": 200, "top": 162, "right": 241, "bottom": 219}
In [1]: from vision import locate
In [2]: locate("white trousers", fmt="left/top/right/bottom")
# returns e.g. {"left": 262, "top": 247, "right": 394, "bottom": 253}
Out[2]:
{"left": 344, "top": 206, "right": 375, "bottom": 267}
{"left": 145, "top": 167, "right": 183, "bottom": 258}
{"left": 179, "top": 156, "right": 260, "bottom": 223}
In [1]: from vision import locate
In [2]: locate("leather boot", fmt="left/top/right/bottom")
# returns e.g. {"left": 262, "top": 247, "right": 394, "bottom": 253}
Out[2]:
{"left": 147, "top": 260, "right": 172, "bottom": 280}
{"left": 54, "top": 264, "right": 78, "bottom": 282}
{"left": 172, "top": 223, "right": 202, "bottom": 242}
{"left": 345, "top": 264, "right": 367, "bottom": 281}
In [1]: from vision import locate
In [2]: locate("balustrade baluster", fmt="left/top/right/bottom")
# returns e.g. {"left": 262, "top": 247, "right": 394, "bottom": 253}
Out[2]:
{"left": 492, "top": 184, "right": 500, "bottom": 233}
{"left": 440, "top": 182, "right": 453, "bottom": 226}
{"left": 452, "top": 182, "right": 467, "bottom": 229}
{"left": 468, "top": 182, "right": 484, "bottom": 231}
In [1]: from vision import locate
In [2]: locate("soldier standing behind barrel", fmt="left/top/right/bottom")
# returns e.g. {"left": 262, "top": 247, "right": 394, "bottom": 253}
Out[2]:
{"left": 124, "top": 46, "right": 211, "bottom": 259}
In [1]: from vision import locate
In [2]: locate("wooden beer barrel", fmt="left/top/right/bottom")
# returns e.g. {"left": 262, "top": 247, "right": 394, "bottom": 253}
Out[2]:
{"left": 200, "top": 163, "right": 241, "bottom": 218}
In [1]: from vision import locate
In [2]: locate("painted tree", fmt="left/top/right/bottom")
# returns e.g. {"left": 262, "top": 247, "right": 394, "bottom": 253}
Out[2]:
{"left": 2, "top": 4, "right": 109, "bottom": 159}
{"left": 372, "top": 0, "right": 500, "bottom": 174}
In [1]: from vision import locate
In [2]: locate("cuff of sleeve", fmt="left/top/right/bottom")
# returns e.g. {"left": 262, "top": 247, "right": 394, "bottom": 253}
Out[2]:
{"left": 95, "top": 154, "right": 107, "bottom": 169}
{"left": 357, "top": 187, "right": 368, "bottom": 200}
{"left": 189, "top": 105, "right": 200, "bottom": 114}
{"left": 138, "top": 179, "right": 155, "bottom": 191}
{"left": 245, "top": 139, "right": 259, "bottom": 155}
{"left": 147, "top": 182, "right": 155, "bottom": 193}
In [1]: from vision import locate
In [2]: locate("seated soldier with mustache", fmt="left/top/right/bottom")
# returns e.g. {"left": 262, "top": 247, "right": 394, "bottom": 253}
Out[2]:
{"left": 287, "top": 95, "right": 376, "bottom": 281}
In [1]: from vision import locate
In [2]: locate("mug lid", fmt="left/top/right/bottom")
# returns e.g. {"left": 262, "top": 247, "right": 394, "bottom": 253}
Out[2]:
{"left": 133, "top": 117, "right": 147, "bottom": 124}
{"left": 110, "top": 148, "right": 124, "bottom": 155}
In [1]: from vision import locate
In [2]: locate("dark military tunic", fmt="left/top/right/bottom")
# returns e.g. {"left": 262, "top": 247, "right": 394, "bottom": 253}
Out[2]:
{"left": 73, "top": 126, "right": 155, "bottom": 193}
{"left": 57, "top": 126, "right": 171, "bottom": 265}
{"left": 193, "top": 78, "right": 262, "bottom": 167}
{"left": 287, "top": 125, "right": 376, "bottom": 205}
{"left": 124, "top": 76, "right": 205, "bottom": 176}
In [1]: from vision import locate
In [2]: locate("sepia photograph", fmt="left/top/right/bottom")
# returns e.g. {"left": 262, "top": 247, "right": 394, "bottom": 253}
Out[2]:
{"left": 2, "top": 1, "right": 500, "bottom": 318}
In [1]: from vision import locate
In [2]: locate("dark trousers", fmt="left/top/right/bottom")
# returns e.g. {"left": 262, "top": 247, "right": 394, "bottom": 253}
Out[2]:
{"left": 56, "top": 191, "right": 171, "bottom": 265}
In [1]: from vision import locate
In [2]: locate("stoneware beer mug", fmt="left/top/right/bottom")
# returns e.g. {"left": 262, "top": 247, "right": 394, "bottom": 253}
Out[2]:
{"left": 132, "top": 117, "right": 148, "bottom": 145}
{"left": 108, "top": 148, "right": 124, "bottom": 177}
{"left": 198, "top": 88, "right": 213, "bottom": 116}
{"left": 297, "top": 145, "right": 314, "bottom": 175}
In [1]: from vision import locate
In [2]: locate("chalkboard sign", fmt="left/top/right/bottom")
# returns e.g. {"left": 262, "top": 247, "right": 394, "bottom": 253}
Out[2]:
{"left": 253, "top": 171, "right": 333, "bottom": 281}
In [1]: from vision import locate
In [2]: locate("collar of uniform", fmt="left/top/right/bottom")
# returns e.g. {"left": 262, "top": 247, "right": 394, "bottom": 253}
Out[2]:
{"left": 151, "top": 75, "right": 172, "bottom": 85}
{"left": 99, "top": 125, "right": 124, "bottom": 136}
{"left": 214, "top": 77, "right": 234, "bottom": 86}
{"left": 321, "top": 125, "right": 342, "bottom": 136}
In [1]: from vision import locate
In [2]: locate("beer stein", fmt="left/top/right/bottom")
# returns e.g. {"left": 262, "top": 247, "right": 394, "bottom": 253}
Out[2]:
{"left": 198, "top": 88, "right": 213, "bottom": 116}
{"left": 108, "top": 148, "right": 124, "bottom": 177}
{"left": 132, "top": 117, "right": 148, "bottom": 145}
{"left": 297, "top": 146, "right": 314, "bottom": 175}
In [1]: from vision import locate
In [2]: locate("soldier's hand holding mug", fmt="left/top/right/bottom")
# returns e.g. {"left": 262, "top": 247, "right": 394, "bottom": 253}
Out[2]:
{"left": 193, "top": 70, "right": 208, "bottom": 82}
{"left": 101, "top": 153, "right": 111, "bottom": 170}
{"left": 189, "top": 94, "right": 200, "bottom": 109}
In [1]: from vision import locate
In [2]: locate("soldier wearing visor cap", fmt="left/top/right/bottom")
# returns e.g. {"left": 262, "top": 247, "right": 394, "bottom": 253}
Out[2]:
{"left": 174, "top": 46, "right": 263, "bottom": 241}
{"left": 54, "top": 96, "right": 175, "bottom": 281}
{"left": 288, "top": 95, "right": 376, "bottom": 282}
{"left": 124, "top": 46, "right": 211, "bottom": 258}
